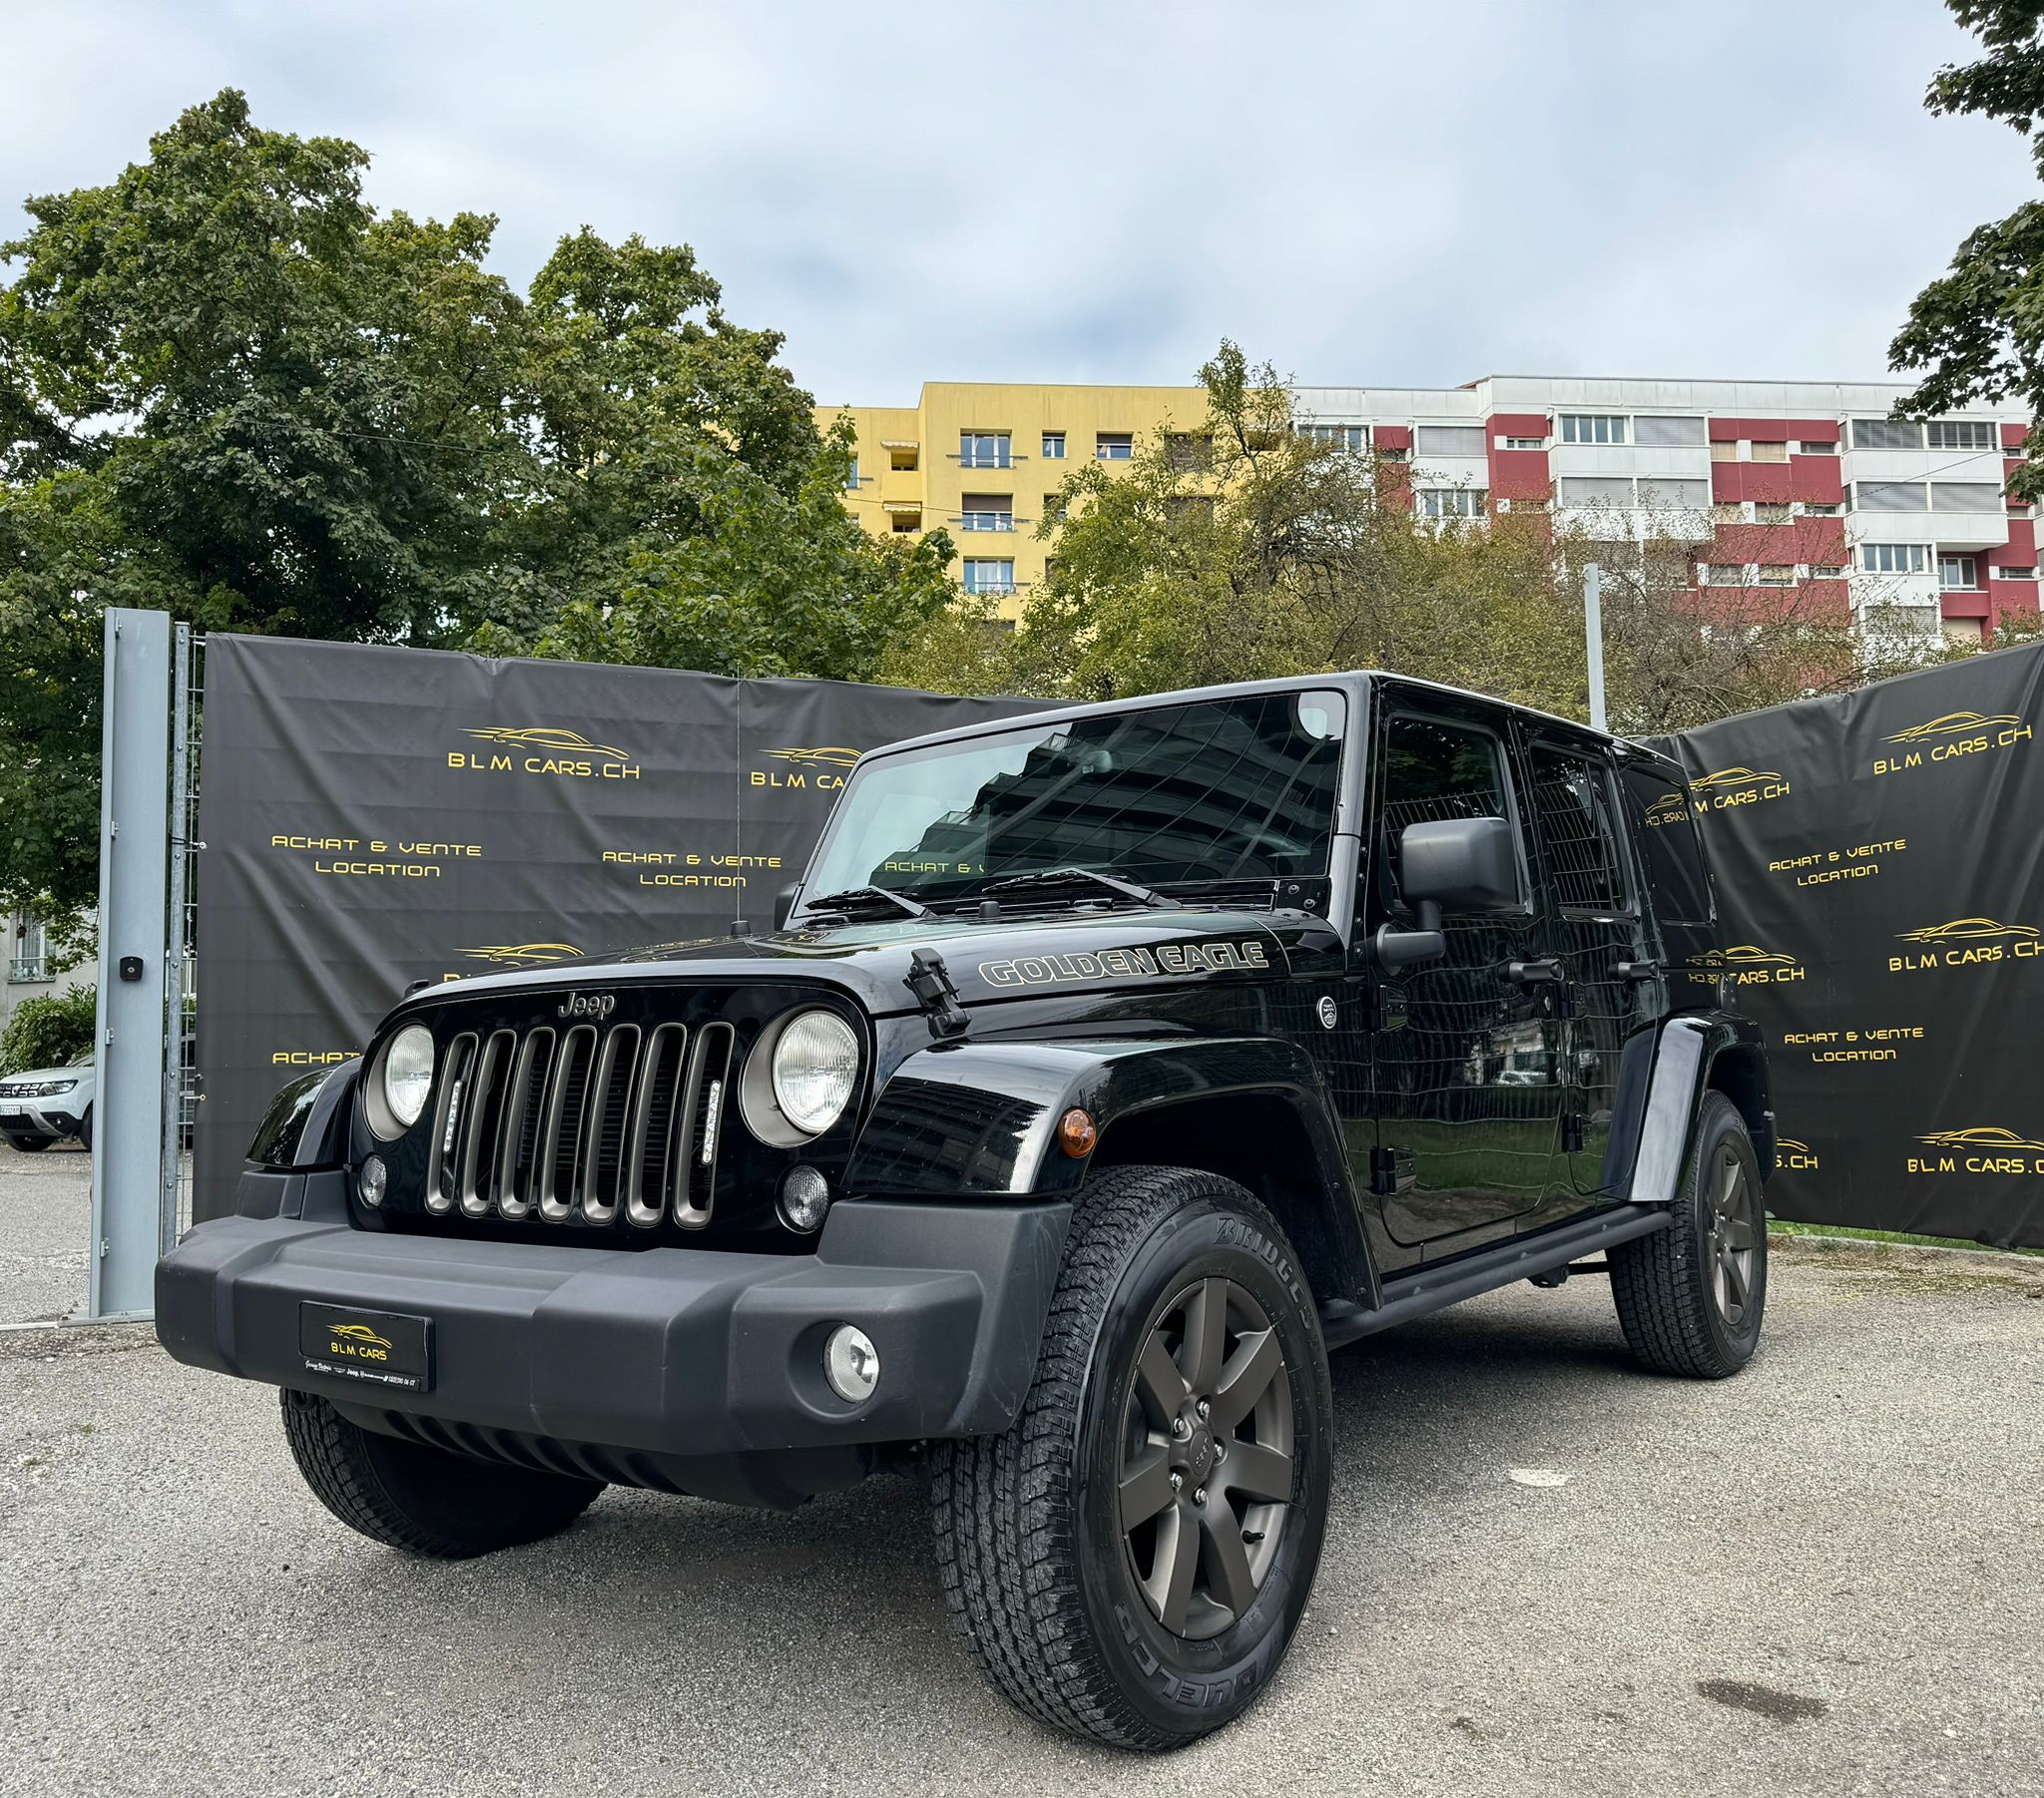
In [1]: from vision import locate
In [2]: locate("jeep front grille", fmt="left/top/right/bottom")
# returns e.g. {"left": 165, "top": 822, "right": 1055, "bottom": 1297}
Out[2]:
{"left": 423, "top": 1020, "right": 735, "bottom": 1229}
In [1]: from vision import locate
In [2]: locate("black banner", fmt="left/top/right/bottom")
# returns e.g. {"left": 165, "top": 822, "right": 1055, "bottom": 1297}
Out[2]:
{"left": 193, "top": 638, "right": 1035, "bottom": 1218}
{"left": 1669, "top": 640, "right": 2044, "bottom": 1249}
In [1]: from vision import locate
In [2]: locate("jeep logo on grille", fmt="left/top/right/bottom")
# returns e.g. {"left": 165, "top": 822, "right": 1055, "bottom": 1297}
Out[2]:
{"left": 555, "top": 992, "right": 617, "bottom": 1020}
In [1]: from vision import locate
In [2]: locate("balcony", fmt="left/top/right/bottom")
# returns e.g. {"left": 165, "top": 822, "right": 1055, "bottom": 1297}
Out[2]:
{"left": 9, "top": 958, "right": 48, "bottom": 983}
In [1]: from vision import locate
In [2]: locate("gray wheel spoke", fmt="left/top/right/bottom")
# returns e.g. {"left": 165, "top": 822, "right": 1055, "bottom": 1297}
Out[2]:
{"left": 1199, "top": 1503, "right": 1261, "bottom": 1619}
{"left": 1119, "top": 1447, "right": 1176, "bottom": 1532}
{"left": 1721, "top": 1247, "right": 1749, "bottom": 1312}
{"left": 1146, "top": 1502, "right": 1200, "bottom": 1634}
{"left": 1135, "top": 1333, "right": 1187, "bottom": 1430}
{"left": 1716, "top": 1151, "right": 1741, "bottom": 1215}
{"left": 1180, "top": 1276, "right": 1228, "bottom": 1394}
{"left": 1220, "top": 1439, "right": 1292, "bottom": 1504}
{"left": 1722, "top": 1213, "right": 1759, "bottom": 1252}
{"left": 1210, "top": 1327, "right": 1281, "bottom": 1430}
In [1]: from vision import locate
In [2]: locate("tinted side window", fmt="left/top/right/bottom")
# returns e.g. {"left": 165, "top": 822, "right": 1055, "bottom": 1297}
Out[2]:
{"left": 1378, "top": 715, "right": 1514, "bottom": 910}
{"left": 1528, "top": 745, "right": 1628, "bottom": 912}
{"left": 1618, "top": 762, "right": 1714, "bottom": 926}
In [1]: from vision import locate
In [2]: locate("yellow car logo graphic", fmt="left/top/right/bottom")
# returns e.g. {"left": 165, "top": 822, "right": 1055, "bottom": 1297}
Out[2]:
{"left": 1690, "top": 767, "right": 1786, "bottom": 792}
{"left": 1776, "top": 1137, "right": 1813, "bottom": 1155}
{"left": 456, "top": 944, "right": 583, "bottom": 967}
{"left": 464, "top": 726, "right": 635, "bottom": 761}
{"left": 1882, "top": 710, "right": 2024, "bottom": 744}
{"left": 763, "top": 746, "right": 862, "bottom": 768}
{"left": 1687, "top": 945, "right": 1799, "bottom": 970}
{"left": 326, "top": 1323, "right": 393, "bottom": 1352}
{"left": 1644, "top": 790, "right": 1689, "bottom": 823}
{"left": 1916, "top": 1126, "right": 2044, "bottom": 1153}
{"left": 1894, "top": 917, "right": 2040, "bottom": 945}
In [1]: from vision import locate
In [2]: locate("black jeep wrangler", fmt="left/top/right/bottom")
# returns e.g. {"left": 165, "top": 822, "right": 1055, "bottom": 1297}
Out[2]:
{"left": 158, "top": 674, "right": 1773, "bottom": 1751}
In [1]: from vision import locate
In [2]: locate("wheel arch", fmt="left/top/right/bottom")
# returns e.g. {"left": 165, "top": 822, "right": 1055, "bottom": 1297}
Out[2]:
{"left": 1623, "top": 1011, "right": 1776, "bottom": 1205}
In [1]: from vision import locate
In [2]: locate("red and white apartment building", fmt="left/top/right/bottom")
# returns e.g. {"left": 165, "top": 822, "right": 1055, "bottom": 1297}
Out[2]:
{"left": 1290, "top": 377, "right": 2036, "bottom": 644}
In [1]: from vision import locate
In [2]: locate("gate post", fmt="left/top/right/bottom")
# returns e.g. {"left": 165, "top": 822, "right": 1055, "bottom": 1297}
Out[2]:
{"left": 85, "top": 607, "right": 174, "bottom": 1321}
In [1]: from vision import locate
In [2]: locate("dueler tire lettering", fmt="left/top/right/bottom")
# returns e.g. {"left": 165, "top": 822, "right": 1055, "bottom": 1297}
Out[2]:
{"left": 279, "top": 1389, "right": 603, "bottom": 1559}
{"left": 929, "top": 1164, "right": 1332, "bottom": 1750}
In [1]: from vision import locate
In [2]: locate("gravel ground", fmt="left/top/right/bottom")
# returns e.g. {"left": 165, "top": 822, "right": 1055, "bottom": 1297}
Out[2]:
{"left": 2, "top": 1158, "right": 2040, "bottom": 1796}
{"left": 0, "top": 1137, "right": 91, "bottom": 1325}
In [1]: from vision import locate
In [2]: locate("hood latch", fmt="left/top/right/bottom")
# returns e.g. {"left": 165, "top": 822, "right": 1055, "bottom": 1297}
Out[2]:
{"left": 904, "top": 948, "right": 970, "bottom": 1040}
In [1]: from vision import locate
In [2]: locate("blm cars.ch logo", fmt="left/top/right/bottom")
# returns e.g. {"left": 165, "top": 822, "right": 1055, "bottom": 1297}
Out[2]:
{"left": 1679, "top": 945, "right": 1806, "bottom": 987}
{"left": 1775, "top": 1136, "right": 1818, "bottom": 1171}
{"left": 753, "top": 745, "right": 862, "bottom": 792}
{"left": 1688, "top": 766, "right": 1791, "bottom": 811}
{"left": 1909, "top": 1125, "right": 2044, "bottom": 1175}
{"left": 1874, "top": 710, "right": 2031, "bottom": 777}
{"left": 449, "top": 726, "right": 642, "bottom": 780}
{"left": 1889, "top": 916, "right": 2043, "bottom": 973}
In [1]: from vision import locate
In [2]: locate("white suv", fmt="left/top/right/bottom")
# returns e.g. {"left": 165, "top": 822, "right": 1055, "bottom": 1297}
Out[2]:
{"left": 0, "top": 1054, "right": 96, "bottom": 1151}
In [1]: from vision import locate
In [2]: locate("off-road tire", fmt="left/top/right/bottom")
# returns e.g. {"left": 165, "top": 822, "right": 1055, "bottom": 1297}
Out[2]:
{"left": 7, "top": 1133, "right": 51, "bottom": 1152}
{"left": 280, "top": 1389, "right": 603, "bottom": 1558}
{"left": 931, "top": 1165, "right": 1332, "bottom": 1751}
{"left": 1611, "top": 1093, "right": 1767, "bottom": 1378}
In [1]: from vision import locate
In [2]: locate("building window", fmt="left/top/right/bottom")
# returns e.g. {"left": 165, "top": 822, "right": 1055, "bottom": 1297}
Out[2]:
{"left": 1800, "top": 502, "right": 1842, "bottom": 515}
{"left": 1706, "top": 564, "right": 1748, "bottom": 586}
{"left": 962, "top": 558, "right": 1016, "bottom": 595}
{"left": 1042, "top": 493, "right": 1067, "bottom": 525}
{"left": 1633, "top": 415, "right": 1706, "bottom": 447}
{"left": 1926, "top": 420, "right": 1996, "bottom": 452}
{"left": 1559, "top": 414, "right": 1627, "bottom": 445}
{"left": 1710, "top": 440, "right": 1739, "bottom": 462}
{"left": 1994, "top": 564, "right": 2038, "bottom": 580}
{"left": 1754, "top": 502, "right": 1792, "bottom": 525}
{"left": 1379, "top": 445, "right": 1409, "bottom": 462}
{"left": 1930, "top": 482, "right": 2002, "bottom": 513}
{"left": 1041, "top": 432, "right": 1065, "bottom": 460}
{"left": 959, "top": 494, "right": 1014, "bottom": 532}
{"left": 1638, "top": 478, "right": 1709, "bottom": 510}
{"left": 1095, "top": 432, "right": 1134, "bottom": 460}
{"left": 1809, "top": 565, "right": 1848, "bottom": 579}
{"left": 890, "top": 511, "right": 919, "bottom": 534}
{"left": 1415, "top": 424, "right": 1487, "bottom": 457}
{"left": 9, "top": 911, "right": 48, "bottom": 984}
{"left": 1861, "top": 543, "right": 1928, "bottom": 574}
{"left": 1712, "top": 502, "right": 1747, "bottom": 526}
{"left": 1756, "top": 566, "right": 1795, "bottom": 586}
{"left": 887, "top": 442, "right": 919, "bottom": 471}
{"left": 1856, "top": 481, "right": 1929, "bottom": 513}
{"left": 1499, "top": 434, "right": 1544, "bottom": 451}
{"left": 1417, "top": 488, "right": 1486, "bottom": 518}
{"left": 844, "top": 456, "right": 860, "bottom": 490}
{"left": 1557, "top": 475, "right": 1633, "bottom": 508}
{"left": 1298, "top": 423, "right": 1367, "bottom": 452}
{"left": 1851, "top": 418, "right": 1923, "bottom": 451}
{"left": 1164, "top": 432, "right": 1212, "bottom": 472}
{"left": 1749, "top": 441, "right": 1789, "bottom": 464}
{"left": 1798, "top": 439, "right": 1839, "bottom": 456}
{"left": 961, "top": 431, "right": 1011, "bottom": 469}
{"left": 1939, "top": 554, "right": 1980, "bottom": 590}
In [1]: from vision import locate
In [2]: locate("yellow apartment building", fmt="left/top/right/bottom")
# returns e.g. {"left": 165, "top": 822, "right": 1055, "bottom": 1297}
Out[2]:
{"left": 815, "top": 382, "right": 1206, "bottom": 614}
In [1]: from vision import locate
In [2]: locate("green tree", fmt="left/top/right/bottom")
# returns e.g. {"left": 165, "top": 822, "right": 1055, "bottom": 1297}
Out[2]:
{"left": 1891, "top": 1, "right": 2044, "bottom": 492}
{"left": 1, "top": 90, "right": 951, "bottom": 926}
{"left": 0, "top": 985, "right": 96, "bottom": 1075}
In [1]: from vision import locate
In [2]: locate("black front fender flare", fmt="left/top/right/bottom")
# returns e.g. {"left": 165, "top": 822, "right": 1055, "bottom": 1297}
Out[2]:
{"left": 1620, "top": 1011, "right": 1775, "bottom": 1204}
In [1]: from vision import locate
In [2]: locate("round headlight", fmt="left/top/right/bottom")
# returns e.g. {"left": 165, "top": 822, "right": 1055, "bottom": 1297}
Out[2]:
{"left": 769, "top": 1010, "right": 858, "bottom": 1136}
{"left": 380, "top": 1025, "right": 435, "bottom": 1130}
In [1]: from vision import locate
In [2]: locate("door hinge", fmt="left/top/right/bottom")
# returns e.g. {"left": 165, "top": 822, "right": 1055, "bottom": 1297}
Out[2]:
{"left": 1368, "top": 1144, "right": 1414, "bottom": 1197}
{"left": 1562, "top": 1113, "right": 1585, "bottom": 1154}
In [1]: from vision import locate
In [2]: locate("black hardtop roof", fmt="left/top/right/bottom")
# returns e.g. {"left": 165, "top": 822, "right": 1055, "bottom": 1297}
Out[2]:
{"left": 868, "top": 670, "right": 1681, "bottom": 774}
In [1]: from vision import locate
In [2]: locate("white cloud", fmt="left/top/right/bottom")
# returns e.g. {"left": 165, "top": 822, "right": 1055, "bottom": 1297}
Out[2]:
{"left": 4, "top": 0, "right": 2034, "bottom": 401}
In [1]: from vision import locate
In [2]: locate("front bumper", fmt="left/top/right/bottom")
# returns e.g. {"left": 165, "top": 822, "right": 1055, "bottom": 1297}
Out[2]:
{"left": 157, "top": 1193, "right": 1070, "bottom": 1465}
{"left": 1, "top": 1105, "right": 83, "bottom": 1139}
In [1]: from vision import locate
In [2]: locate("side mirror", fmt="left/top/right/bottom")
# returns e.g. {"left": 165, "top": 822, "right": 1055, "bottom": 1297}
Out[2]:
{"left": 772, "top": 881, "right": 800, "bottom": 931}
{"left": 1374, "top": 816, "right": 1519, "bottom": 970}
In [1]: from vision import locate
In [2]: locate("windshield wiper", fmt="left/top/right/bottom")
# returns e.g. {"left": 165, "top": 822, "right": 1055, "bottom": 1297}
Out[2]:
{"left": 980, "top": 867, "right": 1167, "bottom": 909}
{"left": 804, "top": 885, "right": 932, "bottom": 921}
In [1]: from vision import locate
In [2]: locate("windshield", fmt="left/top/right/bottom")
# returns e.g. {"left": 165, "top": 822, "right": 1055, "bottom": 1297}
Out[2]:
{"left": 802, "top": 688, "right": 1347, "bottom": 904}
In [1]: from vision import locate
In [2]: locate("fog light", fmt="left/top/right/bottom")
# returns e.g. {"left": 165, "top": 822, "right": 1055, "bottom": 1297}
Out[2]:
{"left": 823, "top": 1324, "right": 879, "bottom": 1404}
{"left": 357, "top": 1154, "right": 387, "bottom": 1208}
{"left": 778, "top": 1163, "right": 831, "bottom": 1232}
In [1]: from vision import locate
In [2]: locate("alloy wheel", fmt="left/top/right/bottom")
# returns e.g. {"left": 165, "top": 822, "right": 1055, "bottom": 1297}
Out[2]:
{"left": 1116, "top": 1275, "right": 1294, "bottom": 1641}
{"left": 1705, "top": 1145, "right": 1761, "bottom": 1326}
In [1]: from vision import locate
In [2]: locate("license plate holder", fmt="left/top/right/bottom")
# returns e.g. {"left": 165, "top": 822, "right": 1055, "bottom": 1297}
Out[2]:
{"left": 298, "top": 1302, "right": 434, "bottom": 1393}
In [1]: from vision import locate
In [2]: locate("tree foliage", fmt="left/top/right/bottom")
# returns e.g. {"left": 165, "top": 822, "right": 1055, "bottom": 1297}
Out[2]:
{"left": 883, "top": 342, "right": 1884, "bottom": 735}
{"left": 0, "top": 90, "right": 954, "bottom": 921}
{"left": 0, "top": 985, "right": 96, "bottom": 1075}
{"left": 1891, "top": 2, "right": 2044, "bottom": 493}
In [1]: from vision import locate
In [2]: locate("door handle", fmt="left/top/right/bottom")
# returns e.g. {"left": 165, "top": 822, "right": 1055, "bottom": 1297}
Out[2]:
{"left": 1614, "top": 960, "right": 1661, "bottom": 983}
{"left": 1504, "top": 958, "right": 1566, "bottom": 987}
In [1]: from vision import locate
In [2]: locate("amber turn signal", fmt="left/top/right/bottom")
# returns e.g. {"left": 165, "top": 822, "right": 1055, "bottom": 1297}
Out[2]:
{"left": 1058, "top": 1107, "right": 1098, "bottom": 1157}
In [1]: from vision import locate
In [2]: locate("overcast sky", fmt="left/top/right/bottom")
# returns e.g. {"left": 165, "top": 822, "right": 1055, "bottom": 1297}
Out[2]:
{"left": 3, "top": 1, "right": 2034, "bottom": 405}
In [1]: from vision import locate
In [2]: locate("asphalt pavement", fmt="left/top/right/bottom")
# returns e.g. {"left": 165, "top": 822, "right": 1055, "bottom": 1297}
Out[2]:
{"left": 2, "top": 1145, "right": 2040, "bottom": 1796}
